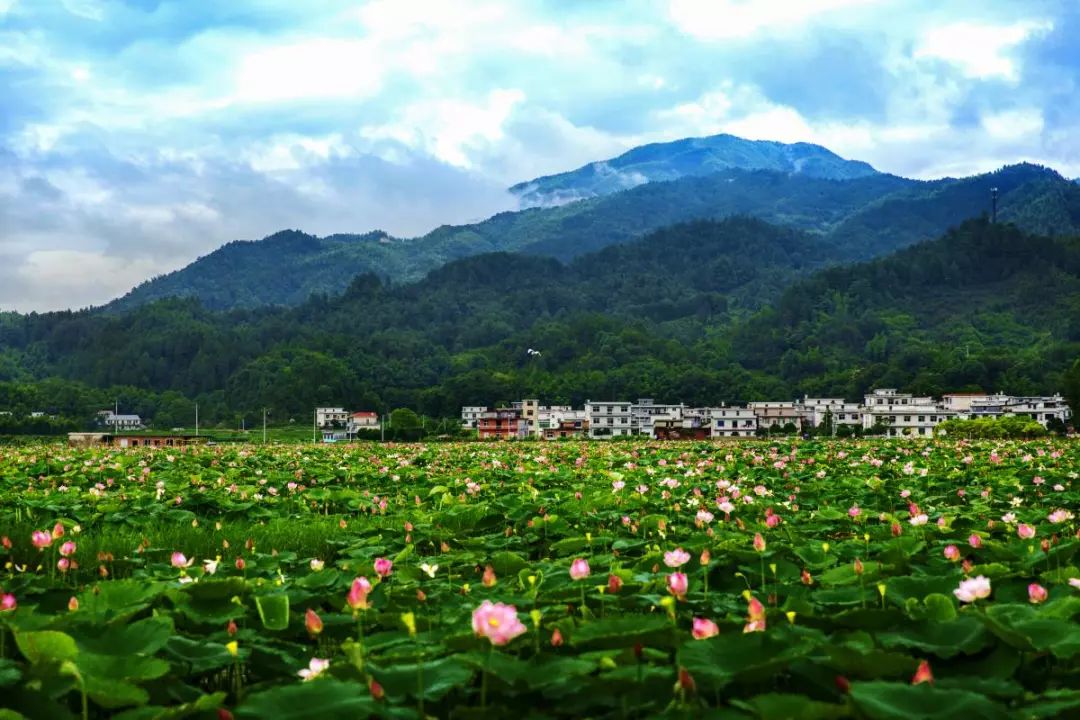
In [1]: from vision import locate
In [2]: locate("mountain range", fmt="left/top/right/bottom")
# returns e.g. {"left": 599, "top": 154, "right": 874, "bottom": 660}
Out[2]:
{"left": 2, "top": 132, "right": 1079, "bottom": 426}
{"left": 111, "top": 146, "right": 1080, "bottom": 312}
{"left": 508, "top": 133, "right": 880, "bottom": 207}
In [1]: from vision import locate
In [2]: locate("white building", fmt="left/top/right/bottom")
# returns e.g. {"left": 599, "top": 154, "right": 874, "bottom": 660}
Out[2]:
{"left": 941, "top": 393, "right": 992, "bottom": 413}
{"left": 632, "top": 399, "right": 685, "bottom": 436}
{"left": 98, "top": 411, "right": 144, "bottom": 430}
{"left": 748, "top": 401, "right": 810, "bottom": 432}
{"left": 534, "top": 405, "right": 575, "bottom": 437}
{"left": 461, "top": 406, "right": 488, "bottom": 430}
{"left": 347, "top": 411, "right": 379, "bottom": 433}
{"left": 586, "top": 400, "right": 633, "bottom": 438}
{"left": 969, "top": 394, "right": 1071, "bottom": 428}
{"left": 707, "top": 406, "right": 758, "bottom": 437}
{"left": 802, "top": 397, "right": 863, "bottom": 430}
{"left": 862, "top": 390, "right": 954, "bottom": 437}
{"left": 315, "top": 407, "right": 350, "bottom": 428}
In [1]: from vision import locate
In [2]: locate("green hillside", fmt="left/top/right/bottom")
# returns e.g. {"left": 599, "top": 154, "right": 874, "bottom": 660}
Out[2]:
{"left": 2, "top": 217, "right": 1078, "bottom": 427}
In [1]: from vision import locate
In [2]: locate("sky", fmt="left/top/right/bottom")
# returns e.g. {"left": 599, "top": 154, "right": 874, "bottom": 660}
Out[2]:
{"left": 2, "top": 0, "right": 1079, "bottom": 312}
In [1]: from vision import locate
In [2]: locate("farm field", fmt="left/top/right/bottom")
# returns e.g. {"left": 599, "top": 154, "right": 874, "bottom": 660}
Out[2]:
{"left": 0, "top": 439, "right": 1078, "bottom": 719}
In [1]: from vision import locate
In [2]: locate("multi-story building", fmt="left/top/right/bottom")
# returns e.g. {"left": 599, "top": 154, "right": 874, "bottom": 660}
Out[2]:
{"left": 941, "top": 393, "right": 992, "bottom": 413}
{"left": 632, "top": 398, "right": 685, "bottom": 436}
{"left": 477, "top": 409, "right": 529, "bottom": 440}
{"left": 654, "top": 413, "right": 711, "bottom": 440}
{"left": 461, "top": 406, "right": 488, "bottom": 430}
{"left": 802, "top": 397, "right": 863, "bottom": 430}
{"left": 542, "top": 413, "right": 589, "bottom": 440}
{"left": 535, "top": 405, "right": 576, "bottom": 436}
{"left": 348, "top": 411, "right": 379, "bottom": 432}
{"left": 707, "top": 406, "right": 758, "bottom": 437}
{"left": 969, "top": 394, "right": 1071, "bottom": 427}
{"left": 861, "top": 390, "right": 955, "bottom": 437}
{"left": 748, "top": 401, "right": 810, "bottom": 433}
{"left": 586, "top": 400, "right": 633, "bottom": 438}
{"left": 97, "top": 411, "right": 144, "bottom": 430}
{"left": 315, "top": 407, "right": 350, "bottom": 428}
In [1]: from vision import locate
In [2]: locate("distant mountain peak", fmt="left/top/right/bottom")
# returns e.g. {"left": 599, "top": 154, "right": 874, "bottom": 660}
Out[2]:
{"left": 509, "top": 133, "right": 879, "bottom": 208}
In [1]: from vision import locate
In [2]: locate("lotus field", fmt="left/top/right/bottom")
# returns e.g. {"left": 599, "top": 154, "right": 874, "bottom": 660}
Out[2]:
{"left": 1, "top": 439, "right": 1079, "bottom": 719}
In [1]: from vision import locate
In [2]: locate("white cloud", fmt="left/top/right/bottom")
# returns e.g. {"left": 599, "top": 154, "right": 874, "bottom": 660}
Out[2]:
{"left": 667, "top": 0, "right": 880, "bottom": 39}
{"left": 914, "top": 20, "right": 1053, "bottom": 82}
{"left": 60, "top": 0, "right": 104, "bottom": 21}
{"left": 360, "top": 89, "right": 526, "bottom": 169}
{"left": 982, "top": 108, "right": 1044, "bottom": 140}
{"left": 234, "top": 39, "right": 383, "bottom": 103}
{"left": 12, "top": 250, "right": 164, "bottom": 312}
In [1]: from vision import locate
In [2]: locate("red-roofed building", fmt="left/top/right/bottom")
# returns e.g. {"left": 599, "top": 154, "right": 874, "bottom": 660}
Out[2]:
{"left": 348, "top": 411, "right": 380, "bottom": 432}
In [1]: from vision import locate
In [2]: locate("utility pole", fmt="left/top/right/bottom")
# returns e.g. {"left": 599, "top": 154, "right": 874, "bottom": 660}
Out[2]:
{"left": 195, "top": 403, "right": 199, "bottom": 437}
{"left": 313, "top": 409, "right": 317, "bottom": 444}
{"left": 262, "top": 408, "right": 268, "bottom": 444}
{"left": 991, "top": 187, "right": 998, "bottom": 224}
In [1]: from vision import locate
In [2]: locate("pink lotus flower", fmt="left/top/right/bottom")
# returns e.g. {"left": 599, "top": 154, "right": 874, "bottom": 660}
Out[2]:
{"left": 0, "top": 593, "right": 15, "bottom": 612}
{"left": 68, "top": 596, "right": 79, "bottom": 612}
{"left": 1070, "top": 578, "right": 1080, "bottom": 590}
{"left": 57, "top": 558, "right": 72, "bottom": 573}
{"left": 373, "top": 557, "right": 393, "bottom": 578}
{"left": 170, "top": 552, "right": 192, "bottom": 568}
{"left": 753, "top": 533, "right": 766, "bottom": 553}
{"left": 550, "top": 628, "right": 564, "bottom": 647}
{"left": 51, "top": 523, "right": 65, "bottom": 539}
{"left": 954, "top": 575, "right": 991, "bottom": 603}
{"left": 569, "top": 558, "right": 590, "bottom": 580}
{"left": 968, "top": 534, "right": 982, "bottom": 549}
{"left": 472, "top": 600, "right": 527, "bottom": 646}
{"left": 305, "top": 608, "right": 323, "bottom": 635}
{"left": 31, "top": 530, "right": 52, "bottom": 549}
{"left": 943, "top": 545, "right": 960, "bottom": 561}
{"left": 848, "top": 505, "right": 860, "bottom": 518}
{"left": 1028, "top": 583, "right": 1048, "bottom": 604}
{"left": 909, "top": 514, "right": 928, "bottom": 526}
{"left": 347, "top": 577, "right": 373, "bottom": 611}
{"left": 765, "top": 514, "right": 781, "bottom": 528}
{"left": 911, "top": 660, "right": 933, "bottom": 685}
{"left": 667, "top": 572, "right": 688, "bottom": 599}
{"left": 663, "top": 548, "right": 691, "bottom": 568}
{"left": 691, "top": 617, "right": 719, "bottom": 639}
{"left": 744, "top": 596, "right": 766, "bottom": 633}
{"left": 1017, "top": 524, "right": 1036, "bottom": 540}
{"left": 59, "top": 541, "right": 76, "bottom": 558}
{"left": 608, "top": 574, "right": 623, "bottom": 594}
{"left": 1048, "top": 509, "right": 1073, "bottom": 524}
{"left": 297, "top": 657, "right": 330, "bottom": 681}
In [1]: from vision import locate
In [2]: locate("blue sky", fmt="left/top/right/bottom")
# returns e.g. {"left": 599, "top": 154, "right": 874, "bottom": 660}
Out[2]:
{"left": 2, "top": 0, "right": 1078, "bottom": 311}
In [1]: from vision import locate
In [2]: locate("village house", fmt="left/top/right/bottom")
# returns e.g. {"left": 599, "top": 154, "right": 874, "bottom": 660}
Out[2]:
{"left": 585, "top": 400, "right": 633, "bottom": 438}
{"left": 861, "top": 389, "right": 956, "bottom": 437}
{"left": 348, "top": 411, "right": 380, "bottom": 432}
{"left": 477, "top": 408, "right": 530, "bottom": 440}
{"left": 802, "top": 397, "right": 864, "bottom": 430}
{"left": 748, "top": 401, "right": 809, "bottom": 433}
{"left": 968, "top": 394, "right": 1071, "bottom": 427}
{"left": 632, "top": 398, "right": 685, "bottom": 436}
{"left": 653, "top": 412, "right": 712, "bottom": 440}
{"left": 707, "top": 405, "right": 758, "bottom": 437}
{"left": 460, "top": 406, "right": 488, "bottom": 430}
{"left": 97, "top": 411, "right": 144, "bottom": 431}
{"left": 315, "top": 407, "right": 350, "bottom": 428}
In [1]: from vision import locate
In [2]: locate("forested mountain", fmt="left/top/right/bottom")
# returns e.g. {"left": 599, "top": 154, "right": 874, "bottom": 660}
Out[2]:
{"left": 508, "top": 133, "right": 879, "bottom": 207}
{"left": 3, "top": 217, "right": 1079, "bottom": 426}
{"left": 110, "top": 161, "right": 1080, "bottom": 312}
